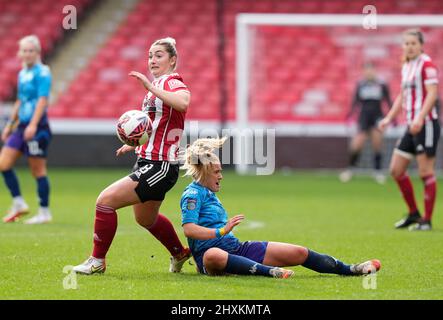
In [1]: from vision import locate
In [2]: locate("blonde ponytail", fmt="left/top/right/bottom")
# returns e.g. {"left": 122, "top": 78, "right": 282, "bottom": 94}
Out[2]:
{"left": 183, "top": 137, "right": 227, "bottom": 183}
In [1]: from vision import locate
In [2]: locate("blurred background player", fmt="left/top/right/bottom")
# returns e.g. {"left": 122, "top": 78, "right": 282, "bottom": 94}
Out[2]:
{"left": 1, "top": 35, "right": 53, "bottom": 224}
{"left": 180, "top": 137, "right": 381, "bottom": 278}
{"left": 379, "top": 29, "right": 440, "bottom": 231}
{"left": 73, "top": 37, "right": 191, "bottom": 275}
{"left": 340, "top": 62, "right": 392, "bottom": 184}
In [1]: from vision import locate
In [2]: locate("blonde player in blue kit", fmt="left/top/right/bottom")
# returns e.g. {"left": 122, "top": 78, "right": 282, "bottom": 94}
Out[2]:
{"left": 1, "top": 35, "right": 52, "bottom": 224}
{"left": 180, "top": 137, "right": 381, "bottom": 278}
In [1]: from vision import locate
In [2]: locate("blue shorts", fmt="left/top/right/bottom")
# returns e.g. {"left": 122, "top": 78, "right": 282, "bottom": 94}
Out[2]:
{"left": 194, "top": 241, "right": 269, "bottom": 275}
{"left": 5, "top": 126, "right": 52, "bottom": 158}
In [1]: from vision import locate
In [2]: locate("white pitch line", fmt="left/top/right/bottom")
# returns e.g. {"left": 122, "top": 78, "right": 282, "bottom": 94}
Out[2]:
{"left": 237, "top": 220, "right": 265, "bottom": 230}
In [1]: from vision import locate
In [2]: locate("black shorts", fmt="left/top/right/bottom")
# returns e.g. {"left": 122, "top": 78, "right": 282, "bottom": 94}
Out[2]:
{"left": 129, "top": 159, "right": 179, "bottom": 202}
{"left": 396, "top": 120, "right": 441, "bottom": 158}
{"left": 358, "top": 110, "right": 382, "bottom": 132}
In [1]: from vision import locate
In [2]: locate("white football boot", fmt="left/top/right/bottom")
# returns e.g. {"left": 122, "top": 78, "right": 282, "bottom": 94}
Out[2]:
{"left": 373, "top": 171, "right": 386, "bottom": 185}
{"left": 73, "top": 256, "right": 106, "bottom": 275}
{"left": 24, "top": 207, "right": 52, "bottom": 224}
{"left": 351, "top": 259, "right": 381, "bottom": 275}
{"left": 169, "top": 248, "right": 192, "bottom": 273}
{"left": 2, "top": 198, "right": 29, "bottom": 223}
{"left": 339, "top": 169, "right": 353, "bottom": 183}
{"left": 269, "top": 267, "right": 295, "bottom": 279}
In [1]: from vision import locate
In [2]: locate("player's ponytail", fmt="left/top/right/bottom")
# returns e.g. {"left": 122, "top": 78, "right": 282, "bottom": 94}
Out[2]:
{"left": 183, "top": 137, "right": 227, "bottom": 183}
{"left": 152, "top": 37, "right": 178, "bottom": 70}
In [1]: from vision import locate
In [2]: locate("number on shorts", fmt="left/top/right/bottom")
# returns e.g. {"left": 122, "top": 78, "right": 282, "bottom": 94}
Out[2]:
{"left": 138, "top": 164, "right": 154, "bottom": 174}
{"left": 27, "top": 141, "right": 42, "bottom": 156}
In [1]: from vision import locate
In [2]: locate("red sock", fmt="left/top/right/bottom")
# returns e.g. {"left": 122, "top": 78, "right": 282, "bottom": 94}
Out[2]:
{"left": 422, "top": 175, "right": 437, "bottom": 221}
{"left": 395, "top": 174, "right": 418, "bottom": 214}
{"left": 147, "top": 213, "right": 185, "bottom": 257}
{"left": 92, "top": 204, "right": 118, "bottom": 259}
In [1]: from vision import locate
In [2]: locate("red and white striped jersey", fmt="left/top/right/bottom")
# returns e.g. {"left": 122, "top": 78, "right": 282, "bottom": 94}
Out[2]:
{"left": 136, "top": 73, "right": 189, "bottom": 162}
{"left": 401, "top": 53, "right": 439, "bottom": 124}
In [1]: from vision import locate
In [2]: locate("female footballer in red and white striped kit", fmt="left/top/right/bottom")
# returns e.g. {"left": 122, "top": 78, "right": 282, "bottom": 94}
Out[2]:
{"left": 73, "top": 37, "right": 192, "bottom": 274}
{"left": 379, "top": 29, "right": 440, "bottom": 231}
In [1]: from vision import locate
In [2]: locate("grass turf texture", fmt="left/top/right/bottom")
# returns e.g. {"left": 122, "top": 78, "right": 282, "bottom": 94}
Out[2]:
{"left": 0, "top": 168, "right": 442, "bottom": 300}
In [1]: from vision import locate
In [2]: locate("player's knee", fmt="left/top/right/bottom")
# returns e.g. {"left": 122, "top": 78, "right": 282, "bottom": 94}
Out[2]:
{"left": 30, "top": 167, "right": 46, "bottom": 178}
{"left": 134, "top": 214, "right": 156, "bottom": 229}
{"left": 389, "top": 166, "right": 403, "bottom": 179}
{"left": 96, "top": 190, "right": 114, "bottom": 207}
{"left": 203, "top": 249, "right": 225, "bottom": 269}
{"left": 0, "top": 158, "right": 11, "bottom": 172}
{"left": 295, "top": 246, "right": 309, "bottom": 263}
{"left": 418, "top": 168, "right": 434, "bottom": 179}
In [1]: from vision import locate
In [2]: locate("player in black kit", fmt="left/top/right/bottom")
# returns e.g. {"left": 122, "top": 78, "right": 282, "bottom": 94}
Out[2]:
{"left": 340, "top": 62, "right": 392, "bottom": 184}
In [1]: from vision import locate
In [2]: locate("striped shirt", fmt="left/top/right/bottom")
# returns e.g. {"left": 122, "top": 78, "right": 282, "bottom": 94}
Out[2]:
{"left": 136, "top": 73, "right": 189, "bottom": 162}
{"left": 401, "top": 53, "right": 438, "bottom": 124}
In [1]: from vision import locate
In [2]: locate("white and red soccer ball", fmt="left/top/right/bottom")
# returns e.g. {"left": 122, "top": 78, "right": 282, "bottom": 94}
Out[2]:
{"left": 116, "top": 110, "right": 152, "bottom": 146}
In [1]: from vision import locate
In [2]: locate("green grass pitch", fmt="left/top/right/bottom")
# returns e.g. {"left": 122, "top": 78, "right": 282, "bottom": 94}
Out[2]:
{"left": 0, "top": 168, "right": 442, "bottom": 299}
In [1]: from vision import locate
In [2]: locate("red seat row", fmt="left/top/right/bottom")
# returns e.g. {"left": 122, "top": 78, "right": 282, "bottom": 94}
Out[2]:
{"left": 48, "top": 0, "right": 443, "bottom": 123}
{"left": 0, "top": 0, "right": 93, "bottom": 101}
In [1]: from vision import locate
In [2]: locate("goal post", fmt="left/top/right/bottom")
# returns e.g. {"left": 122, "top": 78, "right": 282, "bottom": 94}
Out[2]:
{"left": 235, "top": 14, "right": 443, "bottom": 174}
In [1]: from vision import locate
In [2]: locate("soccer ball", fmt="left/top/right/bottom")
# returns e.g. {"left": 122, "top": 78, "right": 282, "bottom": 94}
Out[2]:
{"left": 116, "top": 110, "right": 152, "bottom": 146}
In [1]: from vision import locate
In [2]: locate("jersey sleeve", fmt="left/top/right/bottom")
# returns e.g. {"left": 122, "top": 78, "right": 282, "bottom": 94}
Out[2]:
{"left": 37, "top": 66, "right": 52, "bottom": 98}
{"left": 181, "top": 188, "right": 203, "bottom": 225}
{"left": 422, "top": 61, "right": 438, "bottom": 85}
{"left": 165, "top": 77, "right": 189, "bottom": 93}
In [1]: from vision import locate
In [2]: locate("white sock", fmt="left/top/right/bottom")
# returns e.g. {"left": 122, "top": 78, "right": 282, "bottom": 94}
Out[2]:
{"left": 13, "top": 196, "right": 26, "bottom": 206}
{"left": 39, "top": 207, "right": 51, "bottom": 217}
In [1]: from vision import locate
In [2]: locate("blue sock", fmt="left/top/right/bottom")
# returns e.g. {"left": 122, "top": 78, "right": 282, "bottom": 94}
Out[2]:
{"left": 225, "top": 254, "right": 274, "bottom": 277}
{"left": 36, "top": 176, "right": 50, "bottom": 207}
{"left": 2, "top": 170, "right": 21, "bottom": 197}
{"left": 302, "top": 249, "right": 353, "bottom": 275}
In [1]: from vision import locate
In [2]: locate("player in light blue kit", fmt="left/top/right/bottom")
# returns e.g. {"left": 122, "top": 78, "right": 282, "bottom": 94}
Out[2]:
{"left": 180, "top": 137, "right": 381, "bottom": 278}
{"left": 1, "top": 35, "right": 52, "bottom": 224}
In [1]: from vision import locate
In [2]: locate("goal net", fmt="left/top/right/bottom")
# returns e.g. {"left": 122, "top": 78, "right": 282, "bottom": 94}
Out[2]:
{"left": 235, "top": 14, "right": 443, "bottom": 173}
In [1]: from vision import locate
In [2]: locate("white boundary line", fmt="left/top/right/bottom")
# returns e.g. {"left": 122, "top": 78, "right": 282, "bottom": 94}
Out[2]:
{"left": 49, "top": 118, "right": 409, "bottom": 138}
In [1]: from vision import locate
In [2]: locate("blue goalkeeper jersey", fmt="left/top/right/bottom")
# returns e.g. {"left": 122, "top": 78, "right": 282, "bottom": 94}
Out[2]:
{"left": 180, "top": 181, "right": 240, "bottom": 255}
{"left": 17, "top": 63, "right": 51, "bottom": 126}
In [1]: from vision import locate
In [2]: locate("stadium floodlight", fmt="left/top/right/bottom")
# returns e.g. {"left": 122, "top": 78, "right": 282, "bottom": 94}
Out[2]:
{"left": 235, "top": 14, "right": 443, "bottom": 174}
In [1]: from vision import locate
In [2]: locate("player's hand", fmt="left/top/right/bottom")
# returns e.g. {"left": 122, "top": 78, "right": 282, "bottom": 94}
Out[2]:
{"left": 1, "top": 126, "right": 12, "bottom": 142}
{"left": 129, "top": 71, "right": 152, "bottom": 91}
{"left": 224, "top": 214, "right": 245, "bottom": 233}
{"left": 24, "top": 124, "right": 37, "bottom": 141}
{"left": 116, "top": 144, "right": 136, "bottom": 156}
{"left": 378, "top": 117, "right": 390, "bottom": 132}
{"left": 409, "top": 116, "right": 424, "bottom": 135}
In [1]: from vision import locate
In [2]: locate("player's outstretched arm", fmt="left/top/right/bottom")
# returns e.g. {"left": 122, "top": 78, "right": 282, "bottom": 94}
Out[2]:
{"left": 129, "top": 71, "right": 190, "bottom": 113}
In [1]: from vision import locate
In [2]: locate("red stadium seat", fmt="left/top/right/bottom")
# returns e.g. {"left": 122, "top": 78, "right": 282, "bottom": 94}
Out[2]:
{"left": 0, "top": 0, "right": 93, "bottom": 102}
{"left": 48, "top": 0, "right": 443, "bottom": 121}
